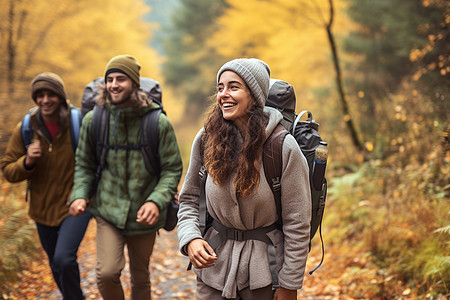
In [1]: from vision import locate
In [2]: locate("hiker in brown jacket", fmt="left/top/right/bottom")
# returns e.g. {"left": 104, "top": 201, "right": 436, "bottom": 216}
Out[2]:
{"left": 177, "top": 58, "right": 311, "bottom": 300}
{"left": 0, "top": 73, "right": 91, "bottom": 300}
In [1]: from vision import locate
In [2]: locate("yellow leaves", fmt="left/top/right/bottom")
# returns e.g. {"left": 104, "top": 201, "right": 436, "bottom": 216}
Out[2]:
{"left": 343, "top": 114, "right": 350, "bottom": 122}
{"left": 0, "top": 0, "right": 160, "bottom": 105}
{"left": 364, "top": 141, "right": 374, "bottom": 152}
{"left": 357, "top": 90, "right": 365, "bottom": 98}
{"left": 208, "top": 0, "right": 352, "bottom": 106}
{"left": 409, "top": 45, "right": 432, "bottom": 62}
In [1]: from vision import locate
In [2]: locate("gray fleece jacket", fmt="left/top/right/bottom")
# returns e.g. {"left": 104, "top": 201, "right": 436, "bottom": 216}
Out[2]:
{"left": 177, "top": 107, "right": 311, "bottom": 298}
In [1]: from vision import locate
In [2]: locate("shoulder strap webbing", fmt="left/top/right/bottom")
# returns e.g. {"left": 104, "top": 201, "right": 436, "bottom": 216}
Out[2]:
{"left": 91, "top": 106, "right": 109, "bottom": 196}
{"left": 141, "top": 108, "right": 162, "bottom": 177}
{"left": 69, "top": 106, "right": 82, "bottom": 151}
{"left": 262, "top": 123, "right": 288, "bottom": 289}
{"left": 21, "top": 107, "right": 39, "bottom": 150}
{"left": 21, "top": 106, "right": 80, "bottom": 153}
{"left": 21, "top": 112, "right": 34, "bottom": 150}
{"left": 262, "top": 123, "right": 289, "bottom": 229}
{"left": 187, "top": 138, "right": 210, "bottom": 271}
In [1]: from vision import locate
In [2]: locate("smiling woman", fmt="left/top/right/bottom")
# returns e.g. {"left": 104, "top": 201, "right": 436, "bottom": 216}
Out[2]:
{"left": 217, "top": 70, "right": 252, "bottom": 130}
{"left": 177, "top": 58, "right": 311, "bottom": 300}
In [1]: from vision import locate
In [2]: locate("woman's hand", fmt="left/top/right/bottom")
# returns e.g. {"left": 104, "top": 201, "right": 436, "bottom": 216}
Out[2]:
{"left": 273, "top": 286, "right": 297, "bottom": 300}
{"left": 187, "top": 238, "right": 218, "bottom": 269}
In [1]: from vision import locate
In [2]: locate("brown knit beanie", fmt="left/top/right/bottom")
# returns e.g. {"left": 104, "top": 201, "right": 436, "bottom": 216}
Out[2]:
{"left": 105, "top": 55, "right": 141, "bottom": 87}
{"left": 31, "top": 72, "right": 67, "bottom": 103}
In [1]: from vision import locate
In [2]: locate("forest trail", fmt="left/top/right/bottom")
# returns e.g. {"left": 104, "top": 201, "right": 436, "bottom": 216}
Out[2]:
{"left": 8, "top": 219, "right": 428, "bottom": 299}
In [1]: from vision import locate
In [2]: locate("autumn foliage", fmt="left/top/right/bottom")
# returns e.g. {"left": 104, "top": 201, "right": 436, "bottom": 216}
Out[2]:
{"left": 0, "top": 0, "right": 449, "bottom": 299}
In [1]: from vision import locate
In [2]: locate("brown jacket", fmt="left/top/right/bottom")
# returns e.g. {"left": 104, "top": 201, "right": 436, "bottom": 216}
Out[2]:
{"left": 177, "top": 107, "right": 311, "bottom": 298}
{"left": 0, "top": 104, "right": 75, "bottom": 226}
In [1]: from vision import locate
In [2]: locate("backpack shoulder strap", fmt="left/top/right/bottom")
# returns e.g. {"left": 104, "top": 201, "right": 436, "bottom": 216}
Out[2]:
{"left": 90, "top": 106, "right": 109, "bottom": 196}
{"left": 69, "top": 106, "right": 82, "bottom": 152}
{"left": 262, "top": 123, "right": 289, "bottom": 229}
{"left": 21, "top": 107, "right": 39, "bottom": 150}
{"left": 141, "top": 108, "right": 162, "bottom": 177}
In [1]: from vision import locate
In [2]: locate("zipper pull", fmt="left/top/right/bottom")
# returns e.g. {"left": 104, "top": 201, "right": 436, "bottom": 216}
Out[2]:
{"left": 49, "top": 144, "right": 53, "bottom": 152}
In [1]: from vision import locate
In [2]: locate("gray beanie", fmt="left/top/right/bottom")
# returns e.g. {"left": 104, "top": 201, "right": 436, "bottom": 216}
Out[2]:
{"left": 217, "top": 58, "right": 271, "bottom": 107}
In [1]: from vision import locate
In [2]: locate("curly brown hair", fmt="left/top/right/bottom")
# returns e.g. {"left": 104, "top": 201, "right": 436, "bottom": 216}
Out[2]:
{"left": 96, "top": 84, "right": 152, "bottom": 108}
{"left": 203, "top": 98, "right": 269, "bottom": 198}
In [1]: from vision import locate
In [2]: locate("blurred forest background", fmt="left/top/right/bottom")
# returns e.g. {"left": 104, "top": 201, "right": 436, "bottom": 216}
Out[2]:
{"left": 0, "top": 0, "right": 448, "bottom": 298}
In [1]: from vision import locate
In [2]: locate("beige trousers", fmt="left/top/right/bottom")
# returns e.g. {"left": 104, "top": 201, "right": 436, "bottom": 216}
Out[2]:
{"left": 95, "top": 217, "right": 156, "bottom": 300}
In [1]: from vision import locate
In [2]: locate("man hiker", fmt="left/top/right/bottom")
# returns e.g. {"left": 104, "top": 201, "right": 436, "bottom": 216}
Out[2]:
{"left": 69, "top": 54, "right": 183, "bottom": 300}
{"left": 0, "top": 72, "right": 91, "bottom": 300}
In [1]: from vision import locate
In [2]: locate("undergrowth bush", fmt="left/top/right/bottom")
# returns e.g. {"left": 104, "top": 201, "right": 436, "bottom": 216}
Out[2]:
{"left": 0, "top": 180, "right": 40, "bottom": 291}
{"left": 326, "top": 141, "right": 449, "bottom": 296}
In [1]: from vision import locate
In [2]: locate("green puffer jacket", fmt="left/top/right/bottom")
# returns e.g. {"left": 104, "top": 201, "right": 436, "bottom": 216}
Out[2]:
{"left": 71, "top": 102, "right": 182, "bottom": 235}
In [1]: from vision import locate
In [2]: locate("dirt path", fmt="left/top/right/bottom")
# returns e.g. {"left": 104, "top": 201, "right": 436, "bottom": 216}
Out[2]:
{"left": 11, "top": 218, "right": 422, "bottom": 299}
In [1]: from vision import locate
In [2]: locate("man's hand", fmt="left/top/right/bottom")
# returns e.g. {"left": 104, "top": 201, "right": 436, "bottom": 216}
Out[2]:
{"left": 136, "top": 202, "right": 159, "bottom": 225}
{"left": 69, "top": 199, "right": 87, "bottom": 216}
{"left": 187, "top": 238, "right": 218, "bottom": 269}
{"left": 25, "top": 139, "right": 41, "bottom": 168}
{"left": 273, "top": 287, "right": 297, "bottom": 300}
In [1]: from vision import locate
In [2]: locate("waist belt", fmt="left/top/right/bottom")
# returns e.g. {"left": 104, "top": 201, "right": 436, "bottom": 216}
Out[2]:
{"left": 208, "top": 219, "right": 280, "bottom": 290}
{"left": 208, "top": 219, "right": 277, "bottom": 249}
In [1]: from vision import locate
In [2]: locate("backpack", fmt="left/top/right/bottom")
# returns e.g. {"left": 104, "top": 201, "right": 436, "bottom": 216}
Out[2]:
{"left": 81, "top": 77, "right": 179, "bottom": 231}
{"left": 193, "top": 79, "right": 328, "bottom": 286}
{"left": 265, "top": 79, "right": 328, "bottom": 276}
{"left": 21, "top": 105, "right": 82, "bottom": 152}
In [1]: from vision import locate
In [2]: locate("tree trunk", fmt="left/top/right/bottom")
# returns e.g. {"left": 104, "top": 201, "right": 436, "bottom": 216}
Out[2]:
{"left": 7, "top": 0, "right": 15, "bottom": 97}
{"left": 326, "top": 0, "right": 364, "bottom": 152}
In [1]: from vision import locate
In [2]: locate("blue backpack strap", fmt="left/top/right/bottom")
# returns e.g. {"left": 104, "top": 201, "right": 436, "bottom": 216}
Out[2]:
{"left": 69, "top": 106, "right": 82, "bottom": 152}
{"left": 20, "top": 107, "right": 39, "bottom": 150}
{"left": 21, "top": 114, "right": 33, "bottom": 151}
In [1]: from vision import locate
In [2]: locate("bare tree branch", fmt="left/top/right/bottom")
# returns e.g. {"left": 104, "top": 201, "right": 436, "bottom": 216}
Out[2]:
{"left": 325, "top": 0, "right": 364, "bottom": 152}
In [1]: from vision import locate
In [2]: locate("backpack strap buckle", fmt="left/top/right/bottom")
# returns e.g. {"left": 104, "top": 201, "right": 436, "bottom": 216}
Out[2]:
{"left": 199, "top": 165, "right": 207, "bottom": 180}
{"left": 233, "top": 229, "right": 244, "bottom": 241}
{"left": 271, "top": 177, "right": 281, "bottom": 192}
